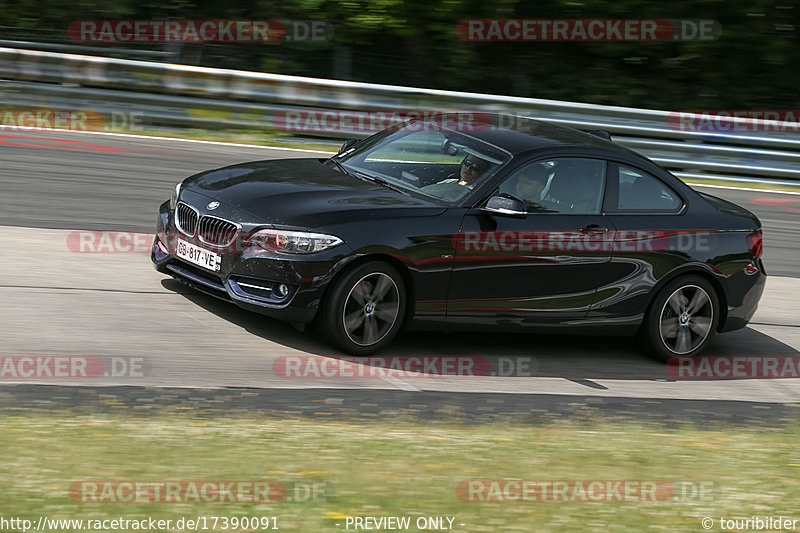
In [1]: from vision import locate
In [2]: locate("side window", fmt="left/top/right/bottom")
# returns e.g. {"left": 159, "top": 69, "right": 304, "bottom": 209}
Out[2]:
{"left": 499, "top": 158, "right": 606, "bottom": 214}
{"left": 615, "top": 165, "right": 682, "bottom": 211}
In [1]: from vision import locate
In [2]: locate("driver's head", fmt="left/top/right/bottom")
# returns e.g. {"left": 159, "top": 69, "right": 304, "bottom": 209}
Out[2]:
{"left": 459, "top": 155, "right": 490, "bottom": 184}
{"left": 514, "top": 166, "right": 549, "bottom": 200}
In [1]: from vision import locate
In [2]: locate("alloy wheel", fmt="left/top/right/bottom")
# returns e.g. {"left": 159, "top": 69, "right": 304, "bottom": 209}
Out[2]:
{"left": 658, "top": 284, "right": 714, "bottom": 355}
{"left": 342, "top": 272, "right": 400, "bottom": 346}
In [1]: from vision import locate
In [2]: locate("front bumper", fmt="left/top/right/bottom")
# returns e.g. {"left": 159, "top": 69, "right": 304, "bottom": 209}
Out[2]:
{"left": 151, "top": 200, "right": 353, "bottom": 324}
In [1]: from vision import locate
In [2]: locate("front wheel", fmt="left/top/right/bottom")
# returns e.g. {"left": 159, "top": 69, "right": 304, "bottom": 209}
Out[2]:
{"left": 320, "top": 261, "right": 407, "bottom": 355}
{"left": 641, "top": 275, "right": 719, "bottom": 362}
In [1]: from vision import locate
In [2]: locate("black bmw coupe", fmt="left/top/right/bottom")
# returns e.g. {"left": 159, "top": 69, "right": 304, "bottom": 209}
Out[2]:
{"left": 152, "top": 115, "right": 765, "bottom": 360}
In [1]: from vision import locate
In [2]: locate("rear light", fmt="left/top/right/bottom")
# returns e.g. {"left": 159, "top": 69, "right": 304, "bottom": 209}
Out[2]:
{"left": 746, "top": 230, "right": 763, "bottom": 259}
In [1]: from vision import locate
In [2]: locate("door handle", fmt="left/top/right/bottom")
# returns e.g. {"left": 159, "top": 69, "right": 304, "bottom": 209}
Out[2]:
{"left": 580, "top": 224, "right": 609, "bottom": 233}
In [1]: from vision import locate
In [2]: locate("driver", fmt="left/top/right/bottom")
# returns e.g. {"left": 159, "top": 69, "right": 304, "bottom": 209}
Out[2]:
{"left": 514, "top": 165, "right": 549, "bottom": 202}
{"left": 439, "top": 155, "right": 491, "bottom": 189}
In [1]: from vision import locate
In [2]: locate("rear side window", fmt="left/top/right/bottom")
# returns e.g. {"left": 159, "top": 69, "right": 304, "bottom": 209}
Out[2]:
{"left": 613, "top": 165, "right": 682, "bottom": 212}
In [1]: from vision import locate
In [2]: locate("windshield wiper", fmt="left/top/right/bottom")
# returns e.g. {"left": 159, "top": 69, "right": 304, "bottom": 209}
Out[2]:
{"left": 351, "top": 171, "right": 412, "bottom": 196}
{"left": 327, "top": 159, "right": 411, "bottom": 196}
{"left": 326, "top": 158, "right": 352, "bottom": 176}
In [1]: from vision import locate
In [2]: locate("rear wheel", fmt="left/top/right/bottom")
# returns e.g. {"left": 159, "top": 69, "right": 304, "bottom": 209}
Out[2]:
{"left": 641, "top": 275, "right": 719, "bottom": 362}
{"left": 321, "top": 261, "right": 407, "bottom": 355}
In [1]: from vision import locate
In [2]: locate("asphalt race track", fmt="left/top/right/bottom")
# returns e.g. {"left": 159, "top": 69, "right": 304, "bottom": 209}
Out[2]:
{"left": 2, "top": 129, "right": 799, "bottom": 417}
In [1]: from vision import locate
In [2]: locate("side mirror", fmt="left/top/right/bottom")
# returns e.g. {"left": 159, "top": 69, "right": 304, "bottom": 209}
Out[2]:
{"left": 441, "top": 139, "right": 459, "bottom": 156}
{"left": 339, "top": 139, "right": 359, "bottom": 154}
{"left": 482, "top": 195, "right": 527, "bottom": 217}
{"left": 588, "top": 129, "right": 611, "bottom": 140}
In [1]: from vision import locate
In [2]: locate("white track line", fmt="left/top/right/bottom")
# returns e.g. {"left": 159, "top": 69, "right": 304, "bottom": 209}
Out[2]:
{"left": 686, "top": 183, "right": 800, "bottom": 196}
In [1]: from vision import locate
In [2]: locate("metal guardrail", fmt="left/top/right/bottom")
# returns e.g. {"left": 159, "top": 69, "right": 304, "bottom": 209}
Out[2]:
{"left": 1, "top": 46, "right": 799, "bottom": 183}
{"left": 0, "top": 40, "right": 176, "bottom": 59}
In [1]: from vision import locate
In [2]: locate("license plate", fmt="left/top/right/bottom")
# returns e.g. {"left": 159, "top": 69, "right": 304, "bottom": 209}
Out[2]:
{"left": 176, "top": 238, "right": 222, "bottom": 272}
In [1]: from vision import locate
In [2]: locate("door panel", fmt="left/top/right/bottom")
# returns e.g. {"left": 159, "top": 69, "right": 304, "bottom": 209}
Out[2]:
{"left": 446, "top": 157, "right": 618, "bottom": 322}
{"left": 448, "top": 213, "right": 617, "bottom": 321}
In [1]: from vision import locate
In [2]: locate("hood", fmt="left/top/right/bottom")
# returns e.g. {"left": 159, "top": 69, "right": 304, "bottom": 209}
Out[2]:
{"left": 182, "top": 158, "right": 446, "bottom": 228}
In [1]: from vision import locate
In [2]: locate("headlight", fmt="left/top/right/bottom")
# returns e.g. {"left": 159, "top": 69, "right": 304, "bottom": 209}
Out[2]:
{"left": 249, "top": 229, "right": 343, "bottom": 254}
{"left": 170, "top": 182, "right": 182, "bottom": 209}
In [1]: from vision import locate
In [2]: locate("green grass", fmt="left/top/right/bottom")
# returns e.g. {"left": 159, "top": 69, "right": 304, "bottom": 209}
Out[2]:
{"left": 2, "top": 413, "right": 800, "bottom": 532}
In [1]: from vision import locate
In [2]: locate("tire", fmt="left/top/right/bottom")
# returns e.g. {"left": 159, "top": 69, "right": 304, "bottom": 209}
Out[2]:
{"left": 640, "top": 275, "right": 719, "bottom": 362}
{"left": 320, "top": 261, "right": 407, "bottom": 355}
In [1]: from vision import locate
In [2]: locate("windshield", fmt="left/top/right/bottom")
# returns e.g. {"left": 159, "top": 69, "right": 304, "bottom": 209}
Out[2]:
{"left": 334, "top": 122, "right": 512, "bottom": 205}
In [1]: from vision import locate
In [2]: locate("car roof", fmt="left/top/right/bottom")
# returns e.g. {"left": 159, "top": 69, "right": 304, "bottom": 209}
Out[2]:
{"left": 442, "top": 113, "right": 644, "bottom": 160}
